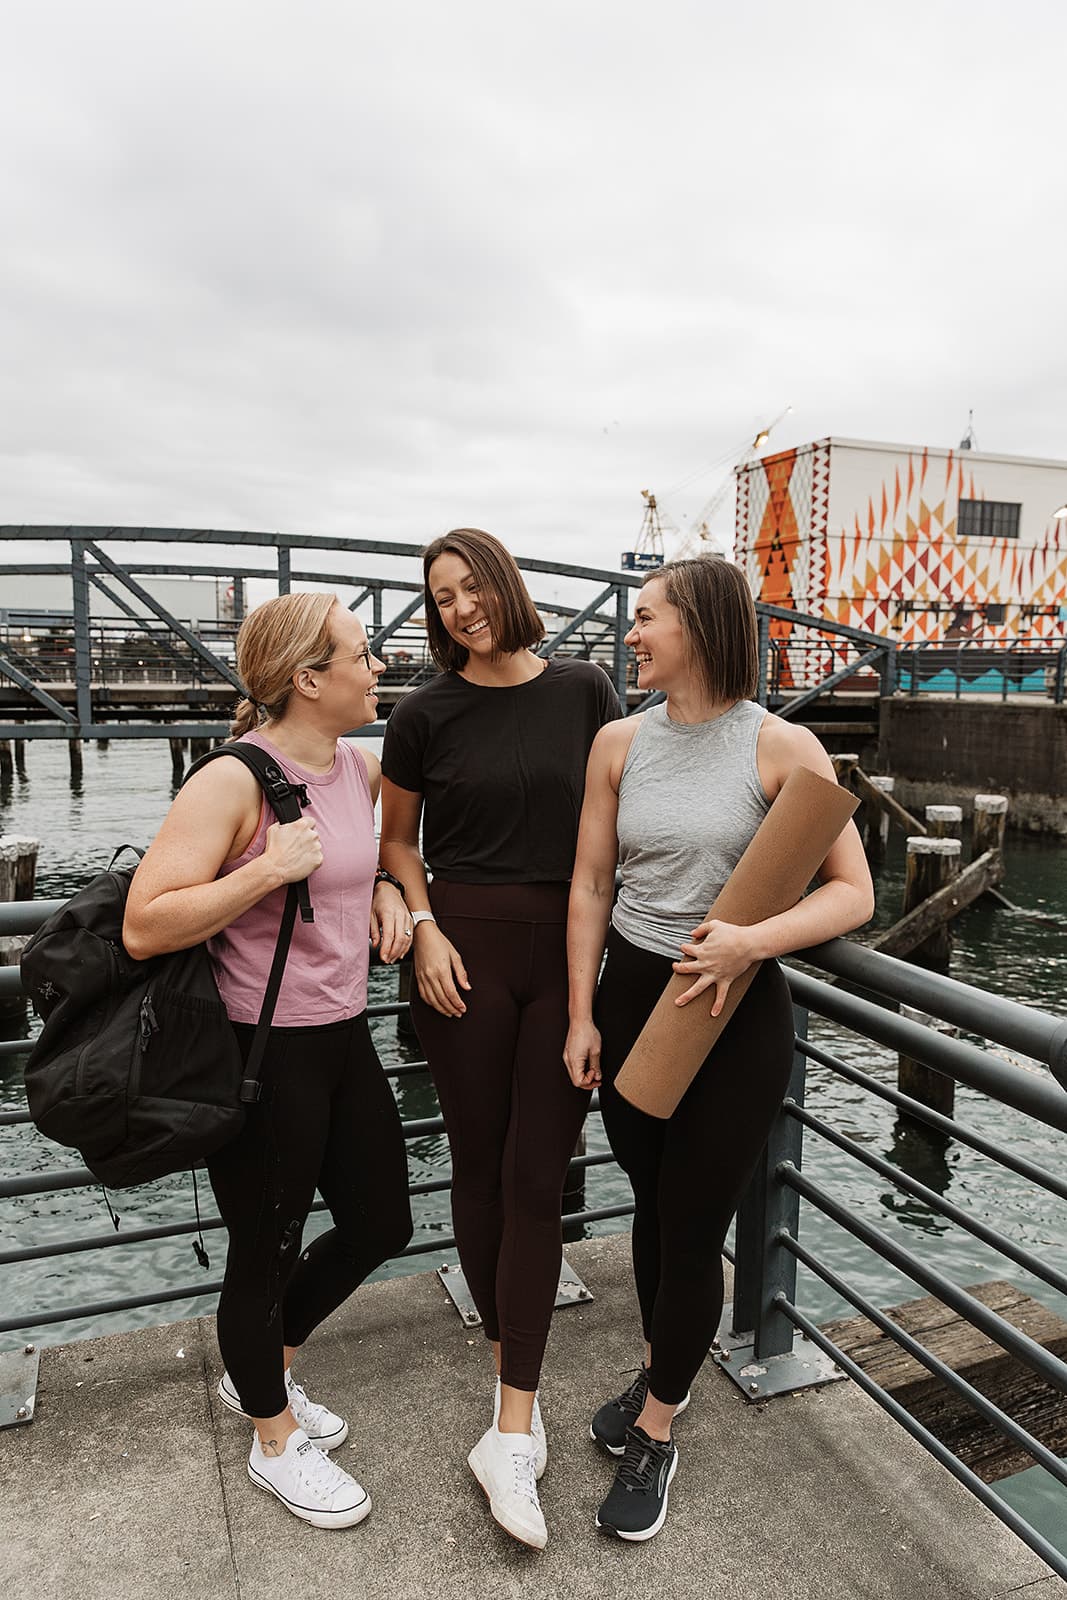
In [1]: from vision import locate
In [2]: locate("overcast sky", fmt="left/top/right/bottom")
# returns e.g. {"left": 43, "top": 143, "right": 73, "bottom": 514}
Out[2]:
{"left": 3, "top": 0, "right": 1066, "bottom": 593}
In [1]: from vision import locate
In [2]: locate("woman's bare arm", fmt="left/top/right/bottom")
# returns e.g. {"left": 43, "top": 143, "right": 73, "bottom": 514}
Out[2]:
{"left": 123, "top": 759, "right": 322, "bottom": 959}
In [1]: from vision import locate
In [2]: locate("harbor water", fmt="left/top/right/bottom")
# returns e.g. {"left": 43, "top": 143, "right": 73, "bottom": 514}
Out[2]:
{"left": 1, "top": 737, "right": 1065, "bottom": 1552}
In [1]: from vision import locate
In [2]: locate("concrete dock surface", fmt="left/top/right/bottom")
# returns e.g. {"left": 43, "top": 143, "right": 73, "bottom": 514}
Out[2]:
{"left": 4, "top": 1234, "right": 1062, "bottom": 1600}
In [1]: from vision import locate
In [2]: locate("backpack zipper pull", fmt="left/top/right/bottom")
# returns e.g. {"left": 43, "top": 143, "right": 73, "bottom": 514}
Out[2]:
{"left": 139, "top": 993, "right": 158, "bottom": 1050}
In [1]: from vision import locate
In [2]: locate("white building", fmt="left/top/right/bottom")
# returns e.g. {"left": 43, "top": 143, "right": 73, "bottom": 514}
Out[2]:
{"left": 735, "top": 439, "right": 1067, "bottom": 669}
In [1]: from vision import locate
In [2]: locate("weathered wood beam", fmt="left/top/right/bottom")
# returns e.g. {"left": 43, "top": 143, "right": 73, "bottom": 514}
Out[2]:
{"left": 869, "top": 849, "right": 1004, "bottom": 959}
{"left": 850, "top": 763, "right": 927, "bottom": 836}
{"left": 822, "top": 1280, "right": 1067, "bottom": 1483}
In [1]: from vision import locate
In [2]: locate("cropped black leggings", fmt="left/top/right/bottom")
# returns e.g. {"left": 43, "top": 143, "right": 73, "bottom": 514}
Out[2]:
{"left": 596, "top": 929, "right": 795, "bottom": 1406}
{"left": 206, "top": 1012, "right": 413, "bottom": 1418}
{"left": 411, "top": 882, "right": 590, "bottom": 1392}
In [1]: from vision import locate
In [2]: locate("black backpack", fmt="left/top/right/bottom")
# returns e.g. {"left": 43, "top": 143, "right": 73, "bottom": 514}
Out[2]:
{"left": 20, "top": 742, "right": 314, "bottom": 1189}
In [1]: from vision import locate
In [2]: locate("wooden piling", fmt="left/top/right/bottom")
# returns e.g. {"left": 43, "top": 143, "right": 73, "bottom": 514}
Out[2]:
{"left": 169, "top": 738, "right": 186, "bottom": 784}
{"left": 863, "top": 775, "right": 894, "bottom": 865}
{"left": 0, "top": 835, "right": 38, "bottom": 1021}
{"left": 68, "top": 739, "right": 83, "bottom": 783}
{"left": 898, "top": 1004, "right": 957, "bottom": 1117}
{"left": 973, "top": 794, "right": 1008, "bottom": 858}
{"left": 902, "top": 836, "right": 961, "bottom": 971}
{"left": 926, "top": 804, "right": 963, "bottom": 840}
{"left": 189, "top": 737, "right": 211, "bottom": 764}
{"left": 14, "top": 739, "right": 27, "bottom": 778}
{"left": 0, "top": 742, "right": 12, "bottom": 782}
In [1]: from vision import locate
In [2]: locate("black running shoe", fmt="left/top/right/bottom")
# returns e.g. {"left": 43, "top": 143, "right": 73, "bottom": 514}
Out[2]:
{"left": 596, "top": 1424, "right": 678, "bottom": 1541}
{"left": 589, "top": 1366, "right": 691, "bottom": 1455}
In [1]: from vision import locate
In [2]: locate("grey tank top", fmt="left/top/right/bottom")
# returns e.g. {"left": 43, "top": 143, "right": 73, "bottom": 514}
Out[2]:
{"left": 611, "top": 699, "right": 771, "bottom": 959}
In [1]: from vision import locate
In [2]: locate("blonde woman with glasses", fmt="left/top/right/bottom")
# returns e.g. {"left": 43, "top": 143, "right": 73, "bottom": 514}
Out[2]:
{"left": 124, "top": 592, "right": 414, "bottom": 1530}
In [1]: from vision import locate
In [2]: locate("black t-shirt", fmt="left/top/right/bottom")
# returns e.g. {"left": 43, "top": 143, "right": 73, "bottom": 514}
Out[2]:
{"left": 381, "top": 656, "right": 622, "bottom": 884}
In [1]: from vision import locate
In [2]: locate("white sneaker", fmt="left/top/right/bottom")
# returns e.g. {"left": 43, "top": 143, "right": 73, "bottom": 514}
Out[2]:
{"left": 494, "top": 1377, "right": 547, "bottom": 1479}
{"left": 468, "top": 1425, "right": 547, "bottom": 1550}
{"left": 217, "top": 1370, "right": 349, "bottom": 1451}
{"left": 248, "top": 1427, "right": 371, "bottom": 1530}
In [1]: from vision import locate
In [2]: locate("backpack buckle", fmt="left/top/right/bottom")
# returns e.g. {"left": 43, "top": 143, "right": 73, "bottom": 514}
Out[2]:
{"left": 239, "top": 1079, "right": 263, "bottom": 1104}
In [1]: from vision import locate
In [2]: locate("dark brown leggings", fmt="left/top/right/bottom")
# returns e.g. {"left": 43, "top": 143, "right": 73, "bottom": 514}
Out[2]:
{"left": 597, "top": 928, "right": 796, "bottom": 1406}
{"left": 410, "top": 881, "right": 590, "bottom": 1391}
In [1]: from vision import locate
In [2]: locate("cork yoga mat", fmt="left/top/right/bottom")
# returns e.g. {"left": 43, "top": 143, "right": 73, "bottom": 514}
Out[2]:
{"left": 614, "top": 765, "right": 859, "bottom": 1119}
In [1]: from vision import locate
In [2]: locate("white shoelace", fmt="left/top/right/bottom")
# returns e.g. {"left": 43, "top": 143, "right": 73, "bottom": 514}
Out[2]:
{"left": 292, "top": 1438, "right": 356, "bottom": 1506}
{"left": 509, "top": 1446, "right": 540, "bottom": 1505}
{"left": 287, "top": 1378, "right": 328, "bottom": 1430}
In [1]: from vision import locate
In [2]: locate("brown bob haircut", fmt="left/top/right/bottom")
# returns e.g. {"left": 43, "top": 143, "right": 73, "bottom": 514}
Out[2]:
{"left": 422, "top": 527, "right": 545, "bottom": 671}
{"left": 646, "top": 557, "right": 759, "bottom": 703}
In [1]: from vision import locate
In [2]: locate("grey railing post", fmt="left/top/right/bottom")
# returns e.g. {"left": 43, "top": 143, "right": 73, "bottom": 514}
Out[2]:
{"left": 1055, "top": 644, "right": 1067, "bottom": 705}
{"left": 372, "top": 586, "right": 383, "bottom": 634}
{"left": 613, "top": 584, "right": 629, "bottom": 703}
{"left": 730, "top": 1004, "right": 807, "bottom": 1357}
{"left": 277, "top": 547, "right": 291, "bottom": 595}
{"left": 756, "top": 611, "right": 770, "bottom": 706}
{"left": 70, "top": 539, "right": 92, "bottom": 728}
{"left": 880, "top": 641, "right": 898, "bottom": 698}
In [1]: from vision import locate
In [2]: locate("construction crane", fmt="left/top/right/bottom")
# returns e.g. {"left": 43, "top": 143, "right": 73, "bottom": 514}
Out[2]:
{"left": 675, "top": 408, "right": 793, "bottom": 558}
{"left": 620, "top": 490, "right": 675, "bottom": 571}
{"left": 623, "top": 408, "right": 792, "bottom": 569}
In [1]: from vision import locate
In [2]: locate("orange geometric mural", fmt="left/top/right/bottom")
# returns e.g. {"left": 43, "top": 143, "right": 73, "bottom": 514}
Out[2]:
{"left": 736, "top": 440, "right": 1067, "bottom": 687}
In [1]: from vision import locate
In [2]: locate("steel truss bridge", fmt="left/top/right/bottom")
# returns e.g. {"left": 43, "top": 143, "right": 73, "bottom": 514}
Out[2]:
{"left": 1, "top": 525, "right": 1062, "bottom": 744}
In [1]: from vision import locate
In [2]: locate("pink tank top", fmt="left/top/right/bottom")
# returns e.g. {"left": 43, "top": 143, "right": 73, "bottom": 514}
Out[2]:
{"left": 207, "top": 731, "right": 377, "bottom": 1025}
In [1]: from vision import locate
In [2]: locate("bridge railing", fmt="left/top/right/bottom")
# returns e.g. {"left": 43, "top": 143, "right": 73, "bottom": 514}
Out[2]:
{"left": 2, "top": 893, "right": 1066, "bottom": 1574}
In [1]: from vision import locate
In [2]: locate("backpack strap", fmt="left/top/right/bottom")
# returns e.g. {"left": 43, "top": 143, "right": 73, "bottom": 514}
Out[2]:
{"left": 182, "top": 740, "right": 321, "bottom": 1104}
{"left": 182, "top": 742, "right": 314, "bottom": 924}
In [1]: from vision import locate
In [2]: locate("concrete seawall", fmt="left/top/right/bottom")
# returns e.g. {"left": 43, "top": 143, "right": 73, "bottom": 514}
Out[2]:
{"left": 879, "top": 699, "right": 1067, "bottom": 835}
{"left": 4, "top": 1235, "right": 1059, "bottom": 1599}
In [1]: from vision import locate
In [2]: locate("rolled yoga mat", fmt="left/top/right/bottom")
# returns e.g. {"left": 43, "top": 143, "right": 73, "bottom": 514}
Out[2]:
{"left": 614, "top": 764, "right": 860, "bottom": 1119}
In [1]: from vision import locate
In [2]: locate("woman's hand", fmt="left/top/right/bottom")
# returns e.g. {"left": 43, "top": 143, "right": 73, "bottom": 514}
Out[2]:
{"left": 413, "top": 922, "right": 471, "bottom": 1017}
{"left": 672, "top": 919, "right": 759, "bottom": 1016}
{"left": 563, "top": 1019, "right": 602, "bottom": 1089}
{"left": 370, "top": 882, "right": 411, "bottom": 964}
{"left": 262, "top": 818, "right": 323, "bottom": 884}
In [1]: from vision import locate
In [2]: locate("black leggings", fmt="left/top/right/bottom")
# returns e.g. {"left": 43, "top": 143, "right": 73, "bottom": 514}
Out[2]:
{"left": 411, "top": 882, "right": 590, "bottom": 1392}
{"left": 206, "top": 1012, "right": 413, "bottom": 1418}
{"left": 596, "top": 928, "right": 795, "bottom": 1406}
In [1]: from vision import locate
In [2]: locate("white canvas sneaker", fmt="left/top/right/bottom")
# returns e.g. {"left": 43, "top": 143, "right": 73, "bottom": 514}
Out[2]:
{"left": 247, "top": 1427, "right": 371, "bottom": 1530}
{"left": 217, "top": 1369, "right": 349, "bottom": 1450}
{"left": 493, "top": 1377, "right": 547, "bottom": 1479}
{"left": 468, "top": 1425, "right": 547, "bottom": 1550}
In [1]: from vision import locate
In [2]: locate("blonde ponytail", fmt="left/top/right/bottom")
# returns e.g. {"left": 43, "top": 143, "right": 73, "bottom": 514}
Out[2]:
{"left": 228, "top": 592, "right": 338, "bottom": 740}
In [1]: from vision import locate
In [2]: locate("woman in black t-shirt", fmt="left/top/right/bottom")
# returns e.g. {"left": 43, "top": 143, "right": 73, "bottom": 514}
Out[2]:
{"left": 380, "top": 528, "right": 619, "bottom": 1552}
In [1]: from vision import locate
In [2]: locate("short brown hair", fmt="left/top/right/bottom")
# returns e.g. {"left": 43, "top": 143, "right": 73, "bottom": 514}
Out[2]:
{"left": 648, "top": 558, "right": 758, "bottom": 702}
{"left": 230, "top": 591, "right": 338, "bottom": 736}
{"left": 422, "top": 528, "right": 544, "bottom": 671}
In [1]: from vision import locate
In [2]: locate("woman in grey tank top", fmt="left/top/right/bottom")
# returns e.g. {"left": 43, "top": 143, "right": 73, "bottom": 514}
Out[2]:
{"left": 564, "top": 558, "right": 873, "bottom": 1542}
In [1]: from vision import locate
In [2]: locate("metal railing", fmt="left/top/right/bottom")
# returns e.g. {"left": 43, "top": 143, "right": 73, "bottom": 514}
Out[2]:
{"left": 1, "top": 894, "right": 1066, "bottom": 1571}
{"left": 899, "top": 637, "right": 1067, "bottom": 703}
{"left": 726, "top": 937, "right": 1067, "bottom": 1580}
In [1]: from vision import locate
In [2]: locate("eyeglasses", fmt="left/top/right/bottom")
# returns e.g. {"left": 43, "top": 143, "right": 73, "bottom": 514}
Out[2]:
{"left": 323, "top": 647, "right": 373, "bottom": 670}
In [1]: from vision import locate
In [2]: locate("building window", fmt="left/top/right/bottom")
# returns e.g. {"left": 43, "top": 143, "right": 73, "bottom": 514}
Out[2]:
{"left": 958, "top": 499, "right": 1021, "bottom": 540}
{"left": 985, "top": 603, "right": 1006, "bottom": 623}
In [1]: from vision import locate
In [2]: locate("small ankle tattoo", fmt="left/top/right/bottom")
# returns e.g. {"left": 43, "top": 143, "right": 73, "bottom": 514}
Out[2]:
{"left": 261, "top": 1436, "right": 283, "bottom": 1457}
